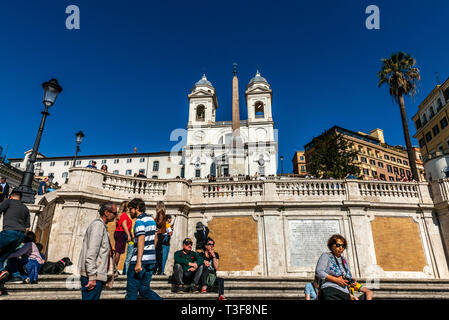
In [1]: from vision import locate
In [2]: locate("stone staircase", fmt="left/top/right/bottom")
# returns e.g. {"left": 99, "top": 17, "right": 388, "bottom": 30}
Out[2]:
{"left": 2, "top": 275, "right": 449, "bottom": 300}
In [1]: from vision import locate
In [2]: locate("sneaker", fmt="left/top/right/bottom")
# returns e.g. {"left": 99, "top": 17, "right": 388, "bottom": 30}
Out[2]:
{"left": 23, "top": 278, "right": 30, "bottom": 284}
{"left": 176, "top": 284, "right": 184, "bottom": 294}
{"left": 8, "top": 276, "right": 23, "bottom": 284}
{"left": 190, "top": 284, "right": 200, "bottom": 293}
{"left": 218, "top": 295, "right": 227, "bottom": 300}
{"left": 201, "top": 286, "right": 208, "bottom": 293}
{"left": 0, "top": 270, "right": 9, "bottom": 282}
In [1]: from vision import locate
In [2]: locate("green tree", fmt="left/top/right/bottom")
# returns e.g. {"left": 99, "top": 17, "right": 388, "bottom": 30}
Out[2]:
{"left": 308, "top": 131, "right": 360, "bottom": 179}
{"left": 377, "top": 52, "right": 420, "bottom": 181}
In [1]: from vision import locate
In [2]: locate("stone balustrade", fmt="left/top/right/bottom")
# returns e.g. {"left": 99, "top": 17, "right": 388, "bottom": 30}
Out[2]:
{"left": 102, "top": 173, "right": 168, "bottom": 196}
{"left": 64, "top": 168, "right": 433, "bottom": 205}
{"left": 202, "top": 181, "right": 264, "bottom": 198}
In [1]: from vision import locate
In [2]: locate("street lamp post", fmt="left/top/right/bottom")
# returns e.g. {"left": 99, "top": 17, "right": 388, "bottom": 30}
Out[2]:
{"left": 72, "top": 130, "right": 85, "bottom": 167}
{"left": 280, "top": 155, "right": 284, "bottom": 176}
{"left": 15, "top": 79, "right": 62, "bottom": 203}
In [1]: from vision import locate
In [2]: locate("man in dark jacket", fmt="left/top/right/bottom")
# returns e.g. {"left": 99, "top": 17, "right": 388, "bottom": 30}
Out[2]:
{"left": 0, "top": 177, "right": 9, "bottom": 202}
{"left": 0, "top": 191, "right": 30, "bottom": 281}
{"left": 173, "top": 238, "right": 204, "bottom": 293}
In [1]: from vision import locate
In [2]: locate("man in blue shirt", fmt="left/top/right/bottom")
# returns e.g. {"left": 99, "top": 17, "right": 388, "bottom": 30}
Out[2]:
{"left": 125, "top": 198, "right": 162, "bottom": 300}
{"left": 86, "top": 161, "right": 97, "bottom": 169}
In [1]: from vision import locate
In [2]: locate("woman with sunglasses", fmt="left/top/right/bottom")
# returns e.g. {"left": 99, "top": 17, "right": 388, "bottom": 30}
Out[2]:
{"left": 315, "top": 234, "right": 353, "bottom": 300}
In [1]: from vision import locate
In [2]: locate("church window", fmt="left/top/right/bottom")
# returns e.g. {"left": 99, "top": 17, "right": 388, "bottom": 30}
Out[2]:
{"left": 153, "top": 161, "right": 159, "bottom": 172}
{"left": 195, "top": 169, "right": 201, "bottom": 178}
{"left": 255, "top": 101, "right": 264, "bottom": 118}
{"left": 196, "top": 105, "right": 205, "bottom": 121}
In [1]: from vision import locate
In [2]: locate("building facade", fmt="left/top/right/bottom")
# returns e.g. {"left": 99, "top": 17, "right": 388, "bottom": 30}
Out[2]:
{"left": 9, "top": 71, "right": 278, "bottom": 184}
{"left": 412, "top": 77, "right": 449, "bottom": 181}
{"left": 292, "top": 151, "right": 307, "bottom": 177}
{"left": 304, "top": 126, "right": 425, "bottom": 181}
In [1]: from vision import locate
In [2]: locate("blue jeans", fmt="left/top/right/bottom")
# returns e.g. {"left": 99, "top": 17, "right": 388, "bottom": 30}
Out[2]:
{"left": 0, "top": 230, "right": 25, "bottom": 271}
{"left": 161, "top": 245, "right": 170, "bottom": 274}
{"left": 122, "top": 243, "right": 134, "bottom": 275}
{"left": 126, "top": 263, "right": 162, "bottom": 300}
{"left": 80, "top": 276, "right": 104, "bottom": 300}
{"left": 24, "top": 259, "right": 41, "bottom": 282}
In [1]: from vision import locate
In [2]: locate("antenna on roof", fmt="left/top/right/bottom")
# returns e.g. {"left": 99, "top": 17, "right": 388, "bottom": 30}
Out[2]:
{"left": 436, "top": 72, "right": 441, "bottom": 85}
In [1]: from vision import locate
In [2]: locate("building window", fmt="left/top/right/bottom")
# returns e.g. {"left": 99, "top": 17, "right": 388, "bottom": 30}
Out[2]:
{"left": 167, "top": 168, "right": 171, "bottom": 174}
{"left": 441, "top": 117, "right": 448, "bottom": 130}
{"left": 152, "top": 175, "right": 158, "bottom": 179}
{"left": 114, "top": 159, "right": 119, "bottom": 164}
{"left": 361, "top": 157, "right": 367, "bottom": 163}
{"left": 301, "top": 165, "right": 305, "bottom": 173}
{"left": 101, "top": 160, "right": 107, "bottom": 164}
{"left": 419, "top": 138, "right": 426, "bottom": 148}
{"left": 378, "top": 162, "right": 384, "bottom": 168}
{"left": 389, "top": 176, "right": 395, "bottom": 181}
{"left": 300, "top": 156, "right": 304, "bottom": 161}
{"left": 195, "top": 169, "right": 201, "bottom": 178}
{"left": 196, "top": 105, "right": 205, "bottom": 121}
{"left": 415, "top": 118, "right": 422, "bottom": 130}
{"left": 126, "top": 170, "right": 132, "bottom": 175}
{"left": 387, "top": 165, "right": 393, "bottom": 173}
{"left": 168, "top": 156, "right": 171, "bottom": 162}
{"left": 363, "top": 168, "right": 369, "bottom": 175}
{"left": 153, "top": 161, "right": 159, "bottom": 172}
{"left": 62, "top": 172, "right": 68, "bottom": 178}
{"left": 372, "top": 170, "right": 377, "bottom": 177}
{"left": 432, "top": 124, "right": 440, "bottom": 136}
{"left": 50, "top": 162, "right": 55, "bottom": 167}
{"left": 113, "top": 170, "right": 119, "bottom": 174}
{"left": 64, "top": 161, "right": 69, "bottom": 166}
{"left": 255, "top": 101, "right": 264, "bottom": 118}
{"left": 140, "top": 158, "right": 145, "bottom": 163}
{"left": 425, "top": 131, "right": 432, "bottom": 143}
{"left": 397, "top": 159, "right": 402, "bottom": 164}
{"left": 76, "top": 160, "right": 82, "bottom": 165}
{"left": 403, "top": 160, "right": 408, "bottom": 166}
{"left": 400, "top": 168, "right": 405, "bottom": 175}
{"left": 384, "top": 155, "right": 390, "bottom": 161}
{"left": 36, "top": 163, "right": 42, "bottom": 168}
{"left": 393, "top": 167, "right": 399, "bottom": 174}
{"left": 391, "top": 156, "right": 396, "bottom": 162}
{"left": 370, "top": 159, "right": 376, "bottom": 165}
{"left": 127, "top": 159, "right": 132, "bottom": 163}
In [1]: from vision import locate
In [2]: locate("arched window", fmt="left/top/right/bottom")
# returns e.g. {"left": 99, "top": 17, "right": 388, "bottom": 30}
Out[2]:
{"left": 255, "top": 101, "right": 264, "bottom": 118}
{"left": 196, "top": 105, "right": 205, "bottom": 121}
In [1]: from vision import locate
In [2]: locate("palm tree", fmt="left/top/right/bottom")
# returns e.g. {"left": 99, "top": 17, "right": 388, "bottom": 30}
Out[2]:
{"left": 378, "top": 52, "right": 421, "bottom": 181}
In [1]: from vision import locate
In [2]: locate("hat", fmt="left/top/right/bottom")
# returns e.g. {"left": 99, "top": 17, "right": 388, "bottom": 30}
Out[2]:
{"left": 183, "top": 238, "right": 193, "bottom": 245}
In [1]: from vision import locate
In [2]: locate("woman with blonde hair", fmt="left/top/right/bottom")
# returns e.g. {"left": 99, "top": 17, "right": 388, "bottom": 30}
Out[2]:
{"left": 155, "top": 201, "right": 166, "bottom": 274}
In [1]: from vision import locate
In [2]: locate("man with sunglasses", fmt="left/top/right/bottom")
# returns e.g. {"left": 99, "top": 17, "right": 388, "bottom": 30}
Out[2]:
{"left": 173, "top": 238, "right": 204, "bottom": 293}
{"left": 199, "top": 237, "right": 226, "bottom": 300}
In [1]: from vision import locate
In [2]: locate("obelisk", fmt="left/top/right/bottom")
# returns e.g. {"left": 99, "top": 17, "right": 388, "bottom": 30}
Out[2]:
{"left": 229, "top": 63, "right": 245, "bottom": 176}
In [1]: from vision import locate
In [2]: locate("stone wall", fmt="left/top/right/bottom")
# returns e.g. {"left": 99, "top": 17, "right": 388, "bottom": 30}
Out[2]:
{"left": 30, "top": 168, "right": 449, "bottom": 279}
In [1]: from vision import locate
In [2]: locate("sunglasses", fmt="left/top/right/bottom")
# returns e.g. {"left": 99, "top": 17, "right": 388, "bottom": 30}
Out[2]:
{"left": 206, "top": 243, "right": 214, "bottom": 246}
{"left": 184, "top": 242, "right": 192, "bottom": 246}
{"left": 334, "top": 243, "right": 346, "bottom": 249}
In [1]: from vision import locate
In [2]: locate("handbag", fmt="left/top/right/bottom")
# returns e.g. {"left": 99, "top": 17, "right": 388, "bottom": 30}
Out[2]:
{"left": 206, "top": 272, "right": 216, "bottom": 287}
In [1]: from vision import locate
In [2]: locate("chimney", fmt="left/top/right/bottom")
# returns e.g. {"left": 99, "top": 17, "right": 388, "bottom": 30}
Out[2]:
{"left": 369, "top": 129, "right": 385, "bottom": 144}
{"left": 134, "top": 147, "right": 137, "bottom": 154}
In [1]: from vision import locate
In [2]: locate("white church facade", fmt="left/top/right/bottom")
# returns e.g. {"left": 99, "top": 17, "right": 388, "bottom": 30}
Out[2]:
{"left": 8, "top": 70, "right": 278, "bottom": 185}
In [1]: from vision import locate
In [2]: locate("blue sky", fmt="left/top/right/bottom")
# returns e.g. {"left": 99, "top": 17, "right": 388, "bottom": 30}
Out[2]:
{"left": 1, "top": 0, "right": 448, "bottom": 173}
